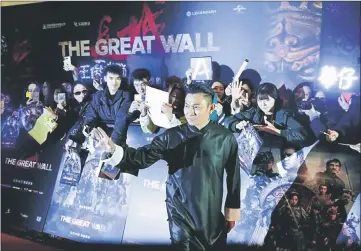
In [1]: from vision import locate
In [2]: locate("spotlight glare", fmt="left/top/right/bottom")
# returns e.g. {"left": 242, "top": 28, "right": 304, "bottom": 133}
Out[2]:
{"left": 318, "top": 65, "right": 358, "bottom": 90}
{"left": 318, "top": 66, "right": 338, "bottom": 89}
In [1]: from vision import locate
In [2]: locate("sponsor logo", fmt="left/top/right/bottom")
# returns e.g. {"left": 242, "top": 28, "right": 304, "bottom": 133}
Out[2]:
{"left": 74, "top": 21, "right": 90, "bottom": 27}
{"left": 233, "top": 5, "right": 246, "bottom": 14}
{"left": 36, "top": 216, "right": 42, "bottom": 222}
{"left": 186, "top": 10, "right": 217, "bottom": 17}
{"left": 42, "top": 23, "right": 66, "bottom": 30}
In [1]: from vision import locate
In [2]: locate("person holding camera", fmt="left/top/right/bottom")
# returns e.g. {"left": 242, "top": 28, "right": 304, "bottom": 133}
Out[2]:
{"left": 291, "top": 82, "right": 327, "bottom": 141}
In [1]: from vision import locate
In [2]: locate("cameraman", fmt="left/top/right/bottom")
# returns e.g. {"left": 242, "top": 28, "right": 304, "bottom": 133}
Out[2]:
{"left": 291, "top": 82, "right": 327, "bottom": 140}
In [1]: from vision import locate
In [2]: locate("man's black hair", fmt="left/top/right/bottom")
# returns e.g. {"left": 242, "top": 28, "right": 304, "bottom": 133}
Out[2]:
{"left": 103, "top": 65, "right": 123, "bottom": 77}
{"left": 326, "top": 158, "right": 342, "bottom": 168}
{"left": 186, "top": 83, "right": 214, "bottom": 105}
{"left": 239, "top": 78, "right": 254, "bottom": 92}
{"left": 131, "top": 68, "right": 151, "bottom": 81}
{"left": 281, "top": 142, "right": 302, "bottom": 152}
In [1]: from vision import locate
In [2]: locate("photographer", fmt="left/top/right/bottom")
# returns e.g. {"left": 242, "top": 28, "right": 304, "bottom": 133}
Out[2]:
{"left": 291, "top": 82, "right": 327, "bottom": 140}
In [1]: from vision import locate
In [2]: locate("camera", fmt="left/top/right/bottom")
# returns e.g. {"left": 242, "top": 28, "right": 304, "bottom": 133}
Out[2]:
{"left": 297, "top": 97, "right": 327, "bottom": 114}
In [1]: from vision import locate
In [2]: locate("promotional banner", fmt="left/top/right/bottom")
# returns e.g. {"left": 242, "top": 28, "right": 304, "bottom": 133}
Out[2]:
{"left": 1, "top": 1, "right": 360, "bottom": 250}
{"left": 2, "top": 1, "right": 325, "bottom": 91}
{"left": 1, "top": 140, "right": 63, "bottom": 232}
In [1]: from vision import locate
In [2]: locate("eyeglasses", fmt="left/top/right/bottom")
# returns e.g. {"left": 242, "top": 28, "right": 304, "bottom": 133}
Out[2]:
{"left": 74, "top": 90, "right": 88, "bottom": 96}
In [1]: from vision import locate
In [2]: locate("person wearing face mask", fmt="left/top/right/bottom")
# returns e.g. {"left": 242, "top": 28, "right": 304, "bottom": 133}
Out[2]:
{"left": 84, "top": 65, "right": 132, "bottom": 146}
{"left": 127, "top": 68, "right": 151, "bottom": 124}
{"left": 224, "top": 82, "right": 312, "bottom": 147}
{"left": 89, "top": 83, "right": 240, "bottom": 250}
{"left": 64, "top": 82, "right": 92, "bottom": 152}
{"left": 139, "top": 76, "right": 187, "bottom": 134}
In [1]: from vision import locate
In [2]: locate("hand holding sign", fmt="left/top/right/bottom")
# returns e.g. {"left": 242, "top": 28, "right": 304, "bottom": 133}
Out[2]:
{"left": 190, "top": 57, "right": 212, "bottom": 81}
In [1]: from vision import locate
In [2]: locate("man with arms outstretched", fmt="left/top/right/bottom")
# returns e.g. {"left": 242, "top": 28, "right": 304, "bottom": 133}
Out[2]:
{"left": 91, "top": 83, "right": 240, "bottom": 251}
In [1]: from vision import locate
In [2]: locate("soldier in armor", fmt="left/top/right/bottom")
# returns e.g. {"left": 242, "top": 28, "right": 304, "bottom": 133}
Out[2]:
{"left": 306, "top": 202, "right": 324, "bottom": 250}
{"left": 309, "top": 183, "right": 334, "bottom": 214}
{"left": 275, "top": 191, "right": 308, "bottom": 251}
{"left": 321, "top": 207, "right": 344, "bottom": 251}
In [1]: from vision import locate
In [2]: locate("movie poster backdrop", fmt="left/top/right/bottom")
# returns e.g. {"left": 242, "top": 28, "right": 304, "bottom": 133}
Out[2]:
{"left": 1, "top": 1, "right": 360, "bottom": 246}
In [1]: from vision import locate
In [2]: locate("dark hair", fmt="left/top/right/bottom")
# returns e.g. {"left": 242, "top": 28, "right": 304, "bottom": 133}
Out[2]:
{"left": 239, "top": 78, "right": 254, "bottom": 92}
{"left": 292, "top": 82, "right": 315, "bottom": 97}
{"left": 103, "top": 65, "right": 123, "bottom": 77}
{"left": 54, "top": 86, "right": 69, "bottom": 99}
{"left": 281, "top": 142, "right": 302, "bottom": 152}
{"left": 131, "top": 68, "right": 151, "bottom": 81}
{"left": 186, "top": 83, "right": 214, "bottom": 105}
{"left": 257, "top": 82, "right": 279, "bottom": 100}
{"left": 256, "top": 82, "right": 282, "bottom": 111}
{"left": 289, "top": 190, "right": 299, "bottom": 199}
{"left": 166, "top": 76, "right": 183, "bottom": 89}
{"left": 73, "top": 81, "right": 87, "bottom": 88}
{"left": 326, "top": 158, "right": 342, "bottom": 168}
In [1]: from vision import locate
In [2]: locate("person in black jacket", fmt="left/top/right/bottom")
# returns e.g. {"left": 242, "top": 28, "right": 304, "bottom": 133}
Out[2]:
{"left": 127, "top": 68, "right": 151, "bottom": 124}
{"left": 84, "top": 65, "right": 132, "bottom": 146}
{"left": 64, "top": 81, "right": 92, "bottom": 150}
{"left": 224, "top": 82, "right": 312, "bottom": 147}
{"left": 90, "top": 83, "right": 240, "bottom": 251}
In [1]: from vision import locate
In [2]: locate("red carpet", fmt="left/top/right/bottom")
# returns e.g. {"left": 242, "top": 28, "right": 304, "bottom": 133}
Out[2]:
{"left": 1, "top": 233, "right": 63, "bottom": 251}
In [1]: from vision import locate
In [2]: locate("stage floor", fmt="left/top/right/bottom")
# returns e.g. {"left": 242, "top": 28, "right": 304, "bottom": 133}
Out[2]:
{"left": 1, "top": 233, "right": 63, "bottom": 251}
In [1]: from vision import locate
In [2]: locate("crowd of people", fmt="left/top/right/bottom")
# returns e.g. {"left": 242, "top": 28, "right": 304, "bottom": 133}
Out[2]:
{"left": 1, "top": 62, "right": 360, "bottom": 251}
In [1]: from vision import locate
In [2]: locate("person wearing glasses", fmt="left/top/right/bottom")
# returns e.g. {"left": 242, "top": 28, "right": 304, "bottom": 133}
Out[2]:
{"left": 64, "top": 81, "right": 92, "bottom": 152}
